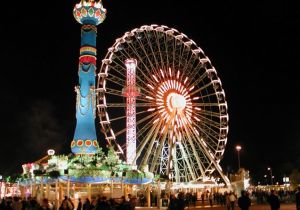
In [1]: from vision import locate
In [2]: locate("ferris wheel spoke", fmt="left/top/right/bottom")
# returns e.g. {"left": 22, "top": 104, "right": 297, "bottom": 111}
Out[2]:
{"left": 106, "top": 103, "right": 126, "bottom": 108}
{"left": 181, "top": 124, "right": 206, "bottom": 178}
{"left": 136, "top": 102, "right": 156, "bottom": 107}
{"left": 119, "top": 44, "right": 159, "bottom": 88}
{"left": 134, "top": 34, "right": 161, "bottom": 77}
{"left": 195, "top": 109, "right": 221, "bottom": 118}
{"left": 193, "top": 102, "right": 224, "bottom": 107}
{"left": 178, "top": 45, "right": 191, "bottom": 77}
{"left": 162, "top": 31, "right": 171, "bottom": 70}
{"left": 142, "top": 31, "right": 162, "bottom": 73}
{"left": 173, "top": 37, "right": 184, "bottom": 72}
{"left": 126, "top": 43, "right": 160, "bottom": 87}
{"left": 149, "top": 130, "right": 168, "bottom": 173}
{"left": 187, "top": 76, "right": 212, "bottom": 95}
{"left": 188, "top": 123, "right": 228, "bottom": 181}
{"left": 109, "top": 109, "right": 150, "bottom": 122}
{"left": 136, "top": 111, "right": 159, "bottom": 127}
{"left": 106, "top": 102, "right": 160, "bottom": 109}
{"left": 194, "top": 115, "right": 224, "bottom": 130}
{"left": 114, "top": 40, "right": 158, "bottom": 88}
{"left": 112, "top": 111, "right": 156, "bottom": 136}
{"left": 193, "top": 91, "right": 221, "bottom": 101}
{"left": 197, "top": 114, "right": 223, "bottom": 130}
{"left": 108, "top": 63, "right": 155, "bottom": 96}
{"left": 193, "top": 124, "right": 220, "bottom": 149}
{"left": 108, "top": 60, "right": 126, "bottom": 78}
{"left": 153, "top": 31, "right": 167, "bottom": 71}
{"left": 194, "top": 122, "right": 221, "bottom": 144}
{"left": 106, "top": 75, "right": 126, "bottom": 87}
{"left": 135, "top": 123, "right": 158, "bottom": 162}
{"left": 113, "top": 110, "right": 159, "bottom": 137}
{"left": 184, "top": 123, "right": 216, "bottom": 171}
{"left": 191, "top": 79, "right": 222, "bottom": 96}
{"left": 181, "top": 56, "right": 202, "bottom": 80}
{"left": 139, "top": 120, "right": 163, "bottom": 167}
{"left": 195, "top": 126, "right": 218, "bottom": 162}
{"left": 105, "top": 88, "right": 124, "bottom": 97}
{"left": 178, "top": 143, "right": 197, "bottom": 180}
{"left": 136, "top": 119, "right": 157, "bottom": 141}
{"left": 183, "top": 124, "right": 208, "bottom": 171}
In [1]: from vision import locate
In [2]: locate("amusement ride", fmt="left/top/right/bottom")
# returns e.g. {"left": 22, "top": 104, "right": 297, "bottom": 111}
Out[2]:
{"left": 97, "top": 24, "right": 230, "bottom": 186}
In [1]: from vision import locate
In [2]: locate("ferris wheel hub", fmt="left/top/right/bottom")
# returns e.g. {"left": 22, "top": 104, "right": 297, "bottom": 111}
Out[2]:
{"left": 168, "top": 93, "right": 186, "bottom": 111}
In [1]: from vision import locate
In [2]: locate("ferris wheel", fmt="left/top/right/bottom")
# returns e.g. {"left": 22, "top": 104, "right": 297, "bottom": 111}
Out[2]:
{"left": 97, "top": 24, "right": 229, "bottom": 184}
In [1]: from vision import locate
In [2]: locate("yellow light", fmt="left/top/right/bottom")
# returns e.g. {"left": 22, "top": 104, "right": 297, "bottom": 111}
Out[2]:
{"left": 146, "top": 96, "right": 154, "bottom": 100}
{"left": 147, "top": 84, "right": 155, "bottom": 90}
{"left": 160, "top": 69, "right": 164, "bottom": 78}
{"left": 152, "top": 75, "right": 159, "bottom": 83}
{"left": 194, "top": 116, "right": 200, "bottom": 121}
{"left": 153, "top": 118, "right": 159, "bottom": 124}
{"left": 161, "top": 126, "right": 165, "bottom": 133}
{"left": 184, "top": 77, "right": 188, "bottom": 84}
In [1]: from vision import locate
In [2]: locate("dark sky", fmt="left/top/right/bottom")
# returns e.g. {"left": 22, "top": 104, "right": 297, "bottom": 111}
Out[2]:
{"left": 1, "top": 0, "right": 300, "bottom": 184}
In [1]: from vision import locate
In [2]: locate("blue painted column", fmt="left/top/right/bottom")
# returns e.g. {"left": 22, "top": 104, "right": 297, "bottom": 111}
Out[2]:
{"left": 70, "top": 1, "right": 106, "bottom": 155}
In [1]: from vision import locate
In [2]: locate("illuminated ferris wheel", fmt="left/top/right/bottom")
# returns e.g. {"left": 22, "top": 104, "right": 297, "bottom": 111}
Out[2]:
{"left": 97, "top": 24, "right": 229, "bottom": 184}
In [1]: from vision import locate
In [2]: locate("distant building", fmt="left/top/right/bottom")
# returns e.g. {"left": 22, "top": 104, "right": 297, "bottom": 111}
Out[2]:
{"left": 229, "top": 168, "right": 250, "bottom": 196}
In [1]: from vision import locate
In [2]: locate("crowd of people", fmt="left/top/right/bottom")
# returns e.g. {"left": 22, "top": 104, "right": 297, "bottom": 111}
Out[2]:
{"left": 165, "top": 188, "right": 300, "bottom": 210}
{"left": 0, "top": 194, "right": 137, "bottom": 210}
{"left": 0, "top": 187, "right": 300, "bottom": 210}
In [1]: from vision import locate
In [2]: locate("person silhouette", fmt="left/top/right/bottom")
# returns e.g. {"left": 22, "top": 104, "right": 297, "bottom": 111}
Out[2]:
{"left": 267, "top": 190, "right": 280, "bottom": 210}
{"left": 296, "top": 187, "right": 300, "bottom": 210}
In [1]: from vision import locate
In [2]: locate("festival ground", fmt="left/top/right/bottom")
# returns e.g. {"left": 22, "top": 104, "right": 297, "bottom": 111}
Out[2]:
{"left": 136, "top": 203, "right": 295, "bottom": 210}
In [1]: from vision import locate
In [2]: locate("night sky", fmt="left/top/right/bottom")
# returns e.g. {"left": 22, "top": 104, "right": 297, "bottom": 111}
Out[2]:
{"left": 1, "top": 0, "right": 300, "bottom": 184}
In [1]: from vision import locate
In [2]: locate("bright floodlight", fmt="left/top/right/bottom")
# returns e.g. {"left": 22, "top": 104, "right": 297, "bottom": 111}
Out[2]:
{"left": 170, "top": 93, "right": 186, "bottom": 110}
{"left": 236, "top": 145, "right": 242, "bottom": 151}
{"left": 47, "top": 149, "right": 55, "bottom": 156}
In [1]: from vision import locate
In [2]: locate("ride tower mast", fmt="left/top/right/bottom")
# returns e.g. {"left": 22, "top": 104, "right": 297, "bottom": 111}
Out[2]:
{"left": 123, "top": 59, "right": 140, "bottom": 165}
{"left": 71, "top": 0, "right": 106, "bottom": 155}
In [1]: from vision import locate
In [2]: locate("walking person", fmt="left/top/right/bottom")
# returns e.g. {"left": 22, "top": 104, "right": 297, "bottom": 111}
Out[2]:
{"left": 229, "top": 191, "right": 237, "bottom": 210}
{"left": 177, "top": 193, "right": 185, "bottom": 210}
{"left": 168, "top": 194, "right": 178, "bottom": 210}
{"left": 267, "top": 190, "right": 280, "bottom": 210}
{"left": 296, "top": 187, "right": 300, "bottom": 210}
{"left": 76, "top": 199, "right": 82, "bottom": 210}
{"left": 225, "top": 192, "right": 231, "bottom": 210}
{"left": 238, "top": 190, "right": 251, "bottom": 210}
{"left": 82, "top": 198, "right": 90, "bottom": 210}
{"left": 128, "top": 194, "right": 136, "bottom": 210}
{"left": 208, "top": 192, "right": 213, "bottom": 207}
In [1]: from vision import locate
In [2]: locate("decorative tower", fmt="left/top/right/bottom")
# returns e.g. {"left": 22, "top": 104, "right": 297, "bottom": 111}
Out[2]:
{"left": 70, "top": 0, "right": 106, "bottom": 155}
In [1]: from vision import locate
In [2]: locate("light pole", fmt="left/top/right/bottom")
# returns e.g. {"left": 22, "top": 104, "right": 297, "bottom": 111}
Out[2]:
{"left": 264, "top": 174, "right": 267, "bottom": 185}
{"left": 235, "top": 145, "right": 242, "bottom": 171}
{"left": 268, "top": 167, "right": 273, "bottom": 185}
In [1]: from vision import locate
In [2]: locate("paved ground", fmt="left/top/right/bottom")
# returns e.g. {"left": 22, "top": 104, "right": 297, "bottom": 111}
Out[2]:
{"left": 135, "top": 203, "right": 295, "bottom": 210}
